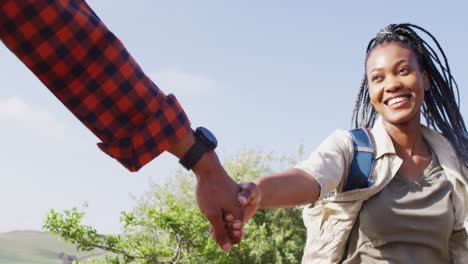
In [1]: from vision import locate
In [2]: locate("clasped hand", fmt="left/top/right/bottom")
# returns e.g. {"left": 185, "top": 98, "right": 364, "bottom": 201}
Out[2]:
{"left": 199, "top": 175, "right": 260, "bottom": 251}
{"left": 193, "top": 152, "right": 260, "bottom": 251}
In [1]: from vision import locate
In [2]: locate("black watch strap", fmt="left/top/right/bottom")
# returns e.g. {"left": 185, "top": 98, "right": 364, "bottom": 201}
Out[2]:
{"left": 179, "top": 139, "right": 210, "bottom": 170}
{"left": 179, "top": 127, "right": 217, "bottom": 171}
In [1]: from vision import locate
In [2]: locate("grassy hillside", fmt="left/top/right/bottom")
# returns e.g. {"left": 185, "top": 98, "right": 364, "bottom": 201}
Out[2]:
{"left": 0, "top": 230, "right": 104, "bottom": 264}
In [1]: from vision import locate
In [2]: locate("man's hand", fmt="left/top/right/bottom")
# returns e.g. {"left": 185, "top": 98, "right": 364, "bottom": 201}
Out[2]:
{"left": 168, "top": 131, "right": 244, "bottom": 251}
{"left": 192, "top": 150, "right": 244, "bottom": 251}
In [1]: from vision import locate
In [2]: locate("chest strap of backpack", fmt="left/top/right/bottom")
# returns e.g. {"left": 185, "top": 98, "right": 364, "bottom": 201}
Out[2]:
{"left": 342, "top": 128, "right": 376, "bottom": 192}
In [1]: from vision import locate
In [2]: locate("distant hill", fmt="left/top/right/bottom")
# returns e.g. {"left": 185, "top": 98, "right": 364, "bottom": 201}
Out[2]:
{"left": 0, "top": 230, "right": 104, "bottom": 264}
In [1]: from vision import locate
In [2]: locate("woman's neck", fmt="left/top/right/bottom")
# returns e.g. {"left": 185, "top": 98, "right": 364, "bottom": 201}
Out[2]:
{"left": 383, "top": 120, "right": 428, "bottom": 157}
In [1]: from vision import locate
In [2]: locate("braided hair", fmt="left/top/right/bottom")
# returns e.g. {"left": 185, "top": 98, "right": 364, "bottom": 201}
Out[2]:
{"left": 351, "top": 23, "right": 468, "bottom": 167}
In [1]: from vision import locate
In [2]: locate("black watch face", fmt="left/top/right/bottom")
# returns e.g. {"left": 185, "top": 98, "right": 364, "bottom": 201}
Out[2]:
{"left": 196, "top": 127, "right": 218, "bottom": 148}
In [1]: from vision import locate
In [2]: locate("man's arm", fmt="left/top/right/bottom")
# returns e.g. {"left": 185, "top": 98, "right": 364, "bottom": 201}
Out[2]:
{"left": 0, "top": 0, "right": 242, "bottom": 250}
{"left": 0, "top": 0, "right": 189, "bottom": 171}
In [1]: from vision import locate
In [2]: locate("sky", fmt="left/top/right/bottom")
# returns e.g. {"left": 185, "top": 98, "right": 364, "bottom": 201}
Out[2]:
{"left": 1, "top": 0, "right": 467, "bottom": 234}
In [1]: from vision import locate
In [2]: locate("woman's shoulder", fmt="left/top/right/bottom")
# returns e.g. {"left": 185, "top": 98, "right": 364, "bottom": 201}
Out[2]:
{"left": 314, "top": 129, "right": 354, "bottom": 156}
{"left": 320, "top": 129, "right": 352, "bottom": 144}
{"left": 422, "top": 125, "right": 468, "bottom": 181}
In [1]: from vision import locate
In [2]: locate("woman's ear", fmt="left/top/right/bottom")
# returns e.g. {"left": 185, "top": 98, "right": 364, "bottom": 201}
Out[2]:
{"left": 423, "top": 71, "right": 430, "bottom": 91}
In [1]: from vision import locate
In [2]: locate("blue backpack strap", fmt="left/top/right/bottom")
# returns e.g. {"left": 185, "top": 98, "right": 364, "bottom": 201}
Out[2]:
{"left": 342, "top": 128, "right": 375, "bottom": 192}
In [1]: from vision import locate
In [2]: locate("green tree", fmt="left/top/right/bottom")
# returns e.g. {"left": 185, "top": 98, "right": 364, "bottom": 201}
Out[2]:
{"left": 43, "top": 147, "right": 306, "bottom": 263}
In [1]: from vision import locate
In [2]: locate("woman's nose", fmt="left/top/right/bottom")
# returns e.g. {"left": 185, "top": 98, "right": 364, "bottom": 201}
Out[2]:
{"left": 384, "top": 76, "right": 402, "bottom": 92}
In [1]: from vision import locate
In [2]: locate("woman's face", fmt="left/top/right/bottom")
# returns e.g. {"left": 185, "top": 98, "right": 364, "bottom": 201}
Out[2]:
{"left": 366, "top": 42, "right": 429, "bottom": 127}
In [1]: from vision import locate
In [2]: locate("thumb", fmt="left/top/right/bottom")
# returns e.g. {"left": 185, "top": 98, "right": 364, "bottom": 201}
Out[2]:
{"left": 238, "top": 182, "right": 258, "bottom": 205}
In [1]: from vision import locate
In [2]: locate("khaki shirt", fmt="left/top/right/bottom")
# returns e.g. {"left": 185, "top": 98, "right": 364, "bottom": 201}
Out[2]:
{"left": 296, "top": 117, "right": 468, "bottom": 264}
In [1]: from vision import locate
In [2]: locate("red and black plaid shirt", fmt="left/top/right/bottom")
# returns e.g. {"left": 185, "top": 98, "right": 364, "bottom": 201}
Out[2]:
{"left": 0, "top": 0, "right": 191, "bottom": 171}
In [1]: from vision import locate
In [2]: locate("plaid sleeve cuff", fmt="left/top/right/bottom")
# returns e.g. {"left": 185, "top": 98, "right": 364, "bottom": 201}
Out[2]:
{"left": 97, "top": 94, "right": 191, "bottom": 172}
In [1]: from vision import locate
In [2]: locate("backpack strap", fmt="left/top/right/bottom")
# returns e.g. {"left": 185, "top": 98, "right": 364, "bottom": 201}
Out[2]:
{"left": 342, "top": 128, "right": 375, "bottom": 192}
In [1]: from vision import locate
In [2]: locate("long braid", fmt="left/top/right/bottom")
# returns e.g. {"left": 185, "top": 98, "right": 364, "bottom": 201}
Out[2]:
{"left": 351, "top": 24, "right": 468, "bottom": 167}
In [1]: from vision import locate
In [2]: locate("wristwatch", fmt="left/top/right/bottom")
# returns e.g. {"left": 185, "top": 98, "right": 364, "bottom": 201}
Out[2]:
{"left": 179, "top": 127, "right": 218, "bottom": 170}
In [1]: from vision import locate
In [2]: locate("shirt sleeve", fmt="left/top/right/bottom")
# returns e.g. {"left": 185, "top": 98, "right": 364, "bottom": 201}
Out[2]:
{"left": 295, "top": 130, "right": 354, "bottom": 200}
{"left": 0, "top": 0, "right": 191, "bottom": 171}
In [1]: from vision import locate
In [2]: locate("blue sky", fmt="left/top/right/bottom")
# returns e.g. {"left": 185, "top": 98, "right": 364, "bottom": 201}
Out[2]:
{"left": 1, "top": 0, "right": 467, "bottom": 233}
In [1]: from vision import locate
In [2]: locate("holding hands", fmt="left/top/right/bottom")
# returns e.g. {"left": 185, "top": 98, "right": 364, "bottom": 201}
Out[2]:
{"left": 223, "top": 182, "right": 262, "bottom": 240}
{"left": 221, "top": 168, "right": 321, "bottom": 248}
{"left": 191, "top": 151, "right": 245, "bottom": 252}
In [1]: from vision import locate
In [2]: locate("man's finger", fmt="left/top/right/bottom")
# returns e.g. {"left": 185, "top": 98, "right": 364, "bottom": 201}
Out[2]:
{"left": 232, "top": 230, "right": 243, "bottom": 238}
{"left": 207, "top": 211, "right": 232, "bottom": 252}
{"left": 224, "top": 214, "right": 234, "bottom": 222}
{"left": 233, "top": 220, "right": 243, "bottom": 230}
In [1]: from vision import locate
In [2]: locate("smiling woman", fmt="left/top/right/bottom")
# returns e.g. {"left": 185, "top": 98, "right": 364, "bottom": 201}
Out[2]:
{"left": 366, "top": 43, "right": 429, "bottom": 125}
{"left": 353, "top": 24, "right": 468, "bottom": 167}
{"left": 366, "top": 43, "right": 432, "bottom": 182}
{"left": 228, "top": 23, "right": 468, "bottom": 264}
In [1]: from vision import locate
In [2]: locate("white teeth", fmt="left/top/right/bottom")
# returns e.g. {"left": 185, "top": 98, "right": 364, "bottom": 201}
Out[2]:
{"left": 387, "top": 96, "right": 409, "bottom": 106}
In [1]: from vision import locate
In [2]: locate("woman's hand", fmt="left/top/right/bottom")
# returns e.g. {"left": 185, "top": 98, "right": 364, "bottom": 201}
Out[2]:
{"left": 222, "top": 182, "right": 262, "bottom": 240}
{"left": 220, "top": 168, "right": 320, "bottom": 243}
{"left": 237, "top": 182, "right": 262, "bottom": 222}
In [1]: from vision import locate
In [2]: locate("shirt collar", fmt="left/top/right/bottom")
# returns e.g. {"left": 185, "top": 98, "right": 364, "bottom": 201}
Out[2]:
{"left": 370, "top": 116, "right": 396, "bottom": 159}
{"left": 421, "top": 125, "right": 458, "bottom": 162}
{"left": 370, "top": 116, "right": 458, "bottom": 162}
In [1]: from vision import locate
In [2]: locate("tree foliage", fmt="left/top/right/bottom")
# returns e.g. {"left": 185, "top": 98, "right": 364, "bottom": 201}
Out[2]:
{"left": 43, "top": 147, "right": 306, "bottom": 263}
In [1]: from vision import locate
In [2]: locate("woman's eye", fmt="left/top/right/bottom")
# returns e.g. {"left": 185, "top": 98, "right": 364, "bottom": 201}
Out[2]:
{"left": 399, "top": 67, "right": 409, "bottom": 74}
{"left": 371, "top": 75, "right": 382, "bottom": 82}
